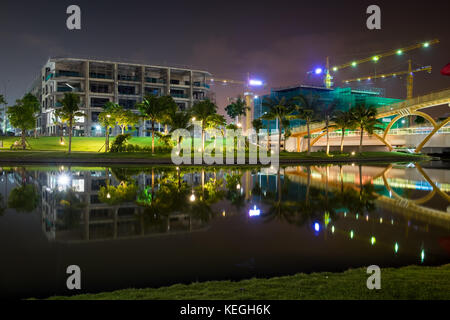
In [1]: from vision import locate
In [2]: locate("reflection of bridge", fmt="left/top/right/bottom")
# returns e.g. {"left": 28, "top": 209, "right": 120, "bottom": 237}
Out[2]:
{"left": 288, "top": 88, "right": 450, "bottom": 153}
{"left": 284, "top": 164, "right": 450, "bottom": 229}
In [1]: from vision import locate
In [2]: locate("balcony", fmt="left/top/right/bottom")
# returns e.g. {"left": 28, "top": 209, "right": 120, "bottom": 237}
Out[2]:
{"left": 193, "top": 82, "right": 210, "bottom": 89}
{"left": 171, "top": 93, "right": 189, "bottom": 99}
{"left": 118, "top": 75, "right": 139, "bottom": 82}
{"left": 145, "top": 77, "right": 166, "bottom": 84}
{"left": 90, "top": 72, "right": 113, "bottom": 80}
{"left": 55, "top": 70, "right": 83, "bottom": 78}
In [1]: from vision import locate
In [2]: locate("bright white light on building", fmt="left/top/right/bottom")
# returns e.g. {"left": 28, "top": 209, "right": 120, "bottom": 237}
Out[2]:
{"left": 248, "top": 79, "right": 263, "bottom": 86}
{"left": 249, "top": 205, "right": 261, "bottom": 217}
{"left": 57, "top": 173, "right": 70, "bottom": 188}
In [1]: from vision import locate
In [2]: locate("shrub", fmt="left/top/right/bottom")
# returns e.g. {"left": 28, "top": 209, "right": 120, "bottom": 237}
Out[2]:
{"left": 110, "top": 134, "right": 132, "bottom": 153}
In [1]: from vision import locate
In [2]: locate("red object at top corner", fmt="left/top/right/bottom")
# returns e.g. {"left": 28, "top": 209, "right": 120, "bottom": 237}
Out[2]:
{"left": 441, "top": 63, "right": 450, "bottom": 76}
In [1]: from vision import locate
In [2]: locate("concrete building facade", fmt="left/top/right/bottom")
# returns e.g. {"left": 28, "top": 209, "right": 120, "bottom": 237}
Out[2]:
{"left": 31, "top": 58, "right": 211, "bottom": 137}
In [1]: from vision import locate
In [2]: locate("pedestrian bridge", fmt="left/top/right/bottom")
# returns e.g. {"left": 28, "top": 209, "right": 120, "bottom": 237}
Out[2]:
{"left": 287, "top": 126, "right": 450, "bottom": 153}
{"left": 288, "top": 87, "right": 450, "bottom": 153}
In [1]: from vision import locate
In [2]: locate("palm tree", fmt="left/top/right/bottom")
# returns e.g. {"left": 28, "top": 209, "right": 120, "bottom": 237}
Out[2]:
{"left": 225, "top": 97, "right": 249, "bottom": 127}
{"left": 59, "top": 92, "right": 84, "bottom": 154}
{"left": 191, "top": 99, "right": 218, "bottom": 152}
{"left": 318, "top": 99, "right": 339, "bottom": 155}
{"left": 289, "top": 95, "right": 321, "bottom": 155}
{"left": 158, "top": 96, "right": 178, "bottom": 134}
{"left": 252, "top": 118, "right": 263, "bottom": 133}
{"left": 53, "top": 108, "right": 67, "bottom": 145}
{"left": 167, "top": 110, "right": 193, "bottom": 154}
{"left": 138, "top": 95, "right": 164, "bottom": 154}
{"left": 260, "top": 96, "right": 294, "bottom": 153}
{"left": 333, "top": 110, "right": 356, "bottom": 153}
{"left": 350, "top": 104, "right": 382, "bottom": 153}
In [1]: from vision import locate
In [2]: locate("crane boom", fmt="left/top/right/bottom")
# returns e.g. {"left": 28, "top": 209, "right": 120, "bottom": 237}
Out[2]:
{"left": 343, "top": 65, "right": 432, "bottom": 83}
{"left": 331, "top": 39, "right": 439, "bottom": 72}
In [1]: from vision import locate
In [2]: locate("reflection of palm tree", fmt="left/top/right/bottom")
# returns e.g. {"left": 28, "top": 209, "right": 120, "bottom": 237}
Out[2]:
{"left": 225, "top": 172, "right": 245, "bottom": 211}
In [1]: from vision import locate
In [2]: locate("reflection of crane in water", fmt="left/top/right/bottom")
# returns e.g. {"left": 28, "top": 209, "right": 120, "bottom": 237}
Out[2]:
{"left": 284, "top": 164, "right": 450, "bottom": 229}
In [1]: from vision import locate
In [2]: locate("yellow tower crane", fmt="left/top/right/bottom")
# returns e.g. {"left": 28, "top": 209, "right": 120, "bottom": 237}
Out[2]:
{"left": 319, "top": 39, "right": 439, "bottom": 89}
{"left": 342, "top": 60, "right": 432, "bottom": 99}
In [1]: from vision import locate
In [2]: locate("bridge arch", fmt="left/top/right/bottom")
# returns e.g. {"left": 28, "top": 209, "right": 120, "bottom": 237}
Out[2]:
{"left": 415, "top": 117, "right": 450, "bottom": 153}
{"left": 382, "top": 111, "right": 437, "bottom": 140}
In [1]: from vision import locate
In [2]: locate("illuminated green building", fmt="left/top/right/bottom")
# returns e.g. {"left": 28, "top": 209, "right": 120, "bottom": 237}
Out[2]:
{"left": 254, "top": 85, "right": 403, "bottom": 131}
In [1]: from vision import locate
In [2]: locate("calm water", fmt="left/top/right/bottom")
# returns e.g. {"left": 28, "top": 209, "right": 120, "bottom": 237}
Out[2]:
{"left": 0, "top": 161, "right": 449, "bottom": 299}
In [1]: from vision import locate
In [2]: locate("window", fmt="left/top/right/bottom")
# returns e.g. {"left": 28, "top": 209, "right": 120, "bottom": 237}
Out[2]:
{"left": 119, "top": 99, "right": 137, "bottom": 110}
{"left": 118, "top": 85, "right": 136, "bottom": 95}
{"left": 91, "top": 98, "right": 110, "bottom": 108}
{"left": 90, "top": 83, "right": 110, "bottom": 93}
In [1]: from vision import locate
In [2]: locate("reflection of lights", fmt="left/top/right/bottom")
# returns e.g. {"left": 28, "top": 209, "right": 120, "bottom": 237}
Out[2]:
{"left": 350, "top": 230, "right": 354, "bottom": 239}
{"left": 57, "top": 174, "right": 70, "bottom": 187}
{"left": 371, "top": 236, "right": 376, "bottom": 245}
{"left": 331, "top": 226, "right": 335, "bottom": 234}
{"left": 394, "top": 242, "right": 399, "bottom": 253}
{"left": 421, "top": 249, "right": 425, "bottom": 263}
{"left": 314, "top": 222, "right": 320, "bottom": 232}
{"left": 366, "top": 215, "right": 369, "bottom": 221}
{"left": 190, "top": 193, "right": 196, "bottom": 202}
{"left": 391, "top": 219, "right": 394, "bottom": 225}
{"left": 351, "top": 151, "right": 356, "bottom": 156}
{"left": 356, "top": 214, "right": 359, "bottom": 220}
{"left": 249, "top": 205, "right": 261, "bottom": 217}
{"left": 344, "top": 212, "right": 347, "bottom": 217}
{"left": 107, "top": 193, "right": 111, "bottom": 199}
{"left": 222, "top": 210, "right": 226, "bottom": 217}
{"left": 379, "top": 218, "right": 383, "bottom": 224}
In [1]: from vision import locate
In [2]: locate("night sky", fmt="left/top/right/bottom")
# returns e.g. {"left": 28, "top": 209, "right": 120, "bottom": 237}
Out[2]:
{"left": 1, "top": 0, "right": 449, "bottom": 115}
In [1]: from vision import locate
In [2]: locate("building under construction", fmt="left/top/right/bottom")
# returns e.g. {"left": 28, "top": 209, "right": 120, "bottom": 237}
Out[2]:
{"left": 31, "top": 58, "right": 211, "bottom": 137}
{"left": 253, "top": 84, "right": 404, "bottom": 131}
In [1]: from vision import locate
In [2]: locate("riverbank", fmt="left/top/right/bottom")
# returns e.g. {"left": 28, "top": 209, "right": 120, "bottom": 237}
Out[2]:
{"left": 46, "top": 264, "right": 450, "bottom": 300}
{"left": 0, "top": 151, "right": 430, "bottom": 165}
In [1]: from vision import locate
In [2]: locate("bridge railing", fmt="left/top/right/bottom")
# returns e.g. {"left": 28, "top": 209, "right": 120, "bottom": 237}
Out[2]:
{"left": 377, "top": 87, "right": 450, "bottom": 115}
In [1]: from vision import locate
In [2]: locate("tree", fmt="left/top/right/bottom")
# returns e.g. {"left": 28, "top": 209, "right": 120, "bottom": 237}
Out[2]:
{"left": 98, "top": 113, "right": 116, "bottom": 153}
{"left": 0, "top": 94, "right": 5, "bottom": 134}
{"left": 167, "top": 110, "right": 193, "bottom": 153}
{"left": 138, "top": 95, "right": 165, "bottom": 154}
{"left": 288, "top": 95, "right": 321, "bottom": 155}
{"left": 225, "top": 97, "right": 249, "bottom": 126}
{"left": 318, "top": 99, "right": 339, "bottom": 155}
{"left": 252, "top": 118, "right": 263, "bottom": 133}
{"left": 333, "top": 110, "right": 357, "bottom": 153}
{"left": 191, "top": 99, "right": 218, "bottom": 152}
{"left": 7, "top": 93, "right": 40, "bottom": 149}
{"left": 350, "top": 104, "right": 382, "bottom": 153}
{"left": 113, "top": 106, "right": 139, "bottom": 135}
{"left": 261, "top": 96, "right": 294, "bottom": 153}
{"left": 59, "top": 93, "right": 84, "bottom": 154}
{"left": 158, "top": 96, "right": 178, "bottom": 134}
{"left": 53, "top": 108, "right": 67, "bottom": 144}
{"left": 205, "top": 113, "right": 226, "bottom": 149}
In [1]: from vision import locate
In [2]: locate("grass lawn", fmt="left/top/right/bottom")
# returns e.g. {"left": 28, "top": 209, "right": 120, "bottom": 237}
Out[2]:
{"left": 0, "top": 136, "right": 430, "bottom": 163}
{"left": 0, "top": 136, "right": 167, "bottom": 152}
{"left": 46, "top": 264, "right": 450, "bottom": 300}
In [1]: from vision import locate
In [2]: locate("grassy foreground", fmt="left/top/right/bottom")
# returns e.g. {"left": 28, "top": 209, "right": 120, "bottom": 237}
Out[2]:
{"left": 47, "top": 264, "right": 450, "bottom": 300}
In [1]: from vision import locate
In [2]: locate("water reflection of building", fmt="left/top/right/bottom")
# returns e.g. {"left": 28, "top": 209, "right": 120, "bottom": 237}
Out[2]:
{"left": 38, "top": 169, "right": 216, "bottom": 243}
